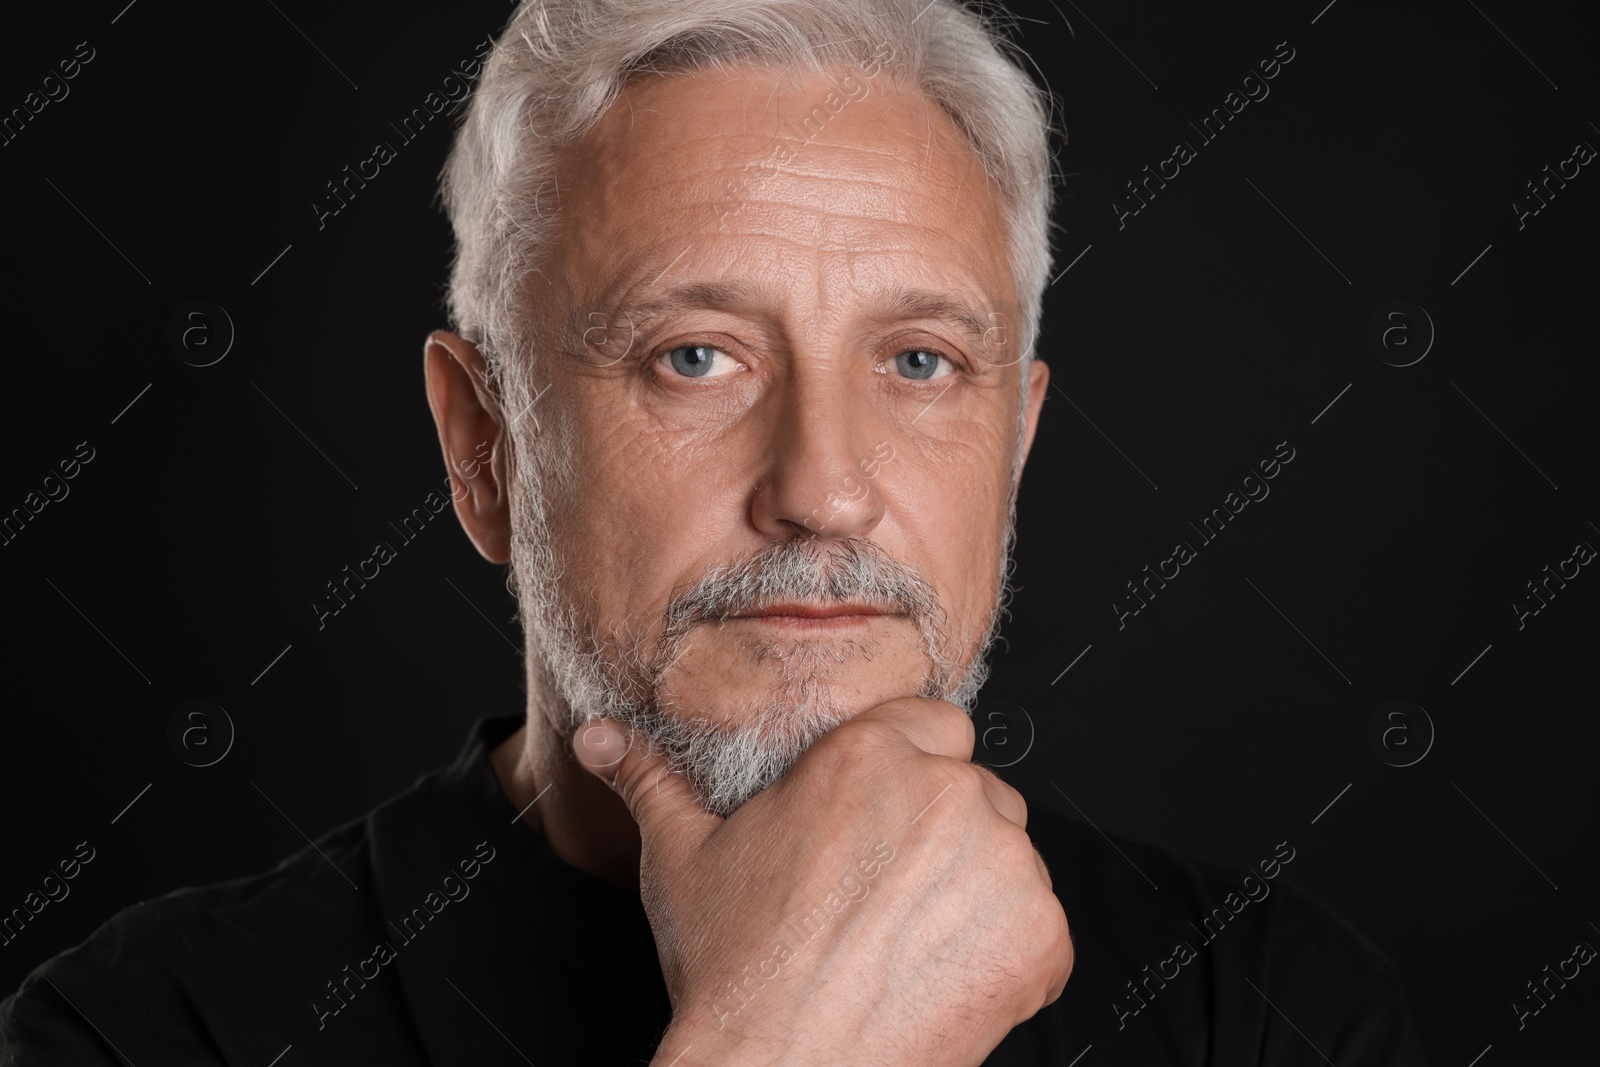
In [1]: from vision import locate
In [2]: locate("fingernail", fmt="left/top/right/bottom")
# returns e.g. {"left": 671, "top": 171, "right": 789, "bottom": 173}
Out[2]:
{"left": 574, "top": 720, "right": 627, "bottom": 776}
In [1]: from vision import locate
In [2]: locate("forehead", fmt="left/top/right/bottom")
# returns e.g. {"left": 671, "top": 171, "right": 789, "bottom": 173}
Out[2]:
{"left": 545, "top": 61, "right": 1017, "bottom": 319}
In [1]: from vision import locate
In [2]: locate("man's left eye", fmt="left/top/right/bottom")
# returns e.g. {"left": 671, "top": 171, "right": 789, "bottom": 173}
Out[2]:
{"left": 890, "top": 349, "right": 952, "bottom": 381}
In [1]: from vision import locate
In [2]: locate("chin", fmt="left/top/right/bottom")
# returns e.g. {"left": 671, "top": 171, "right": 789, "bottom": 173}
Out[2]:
{"left": 661, "top": 658, "right": 928, "bottom": 730}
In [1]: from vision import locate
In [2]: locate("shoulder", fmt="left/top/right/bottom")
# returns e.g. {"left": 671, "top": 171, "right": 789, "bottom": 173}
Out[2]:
{"left": 1024, "top": 805, "right": 1377, "bottom": 967}
{"left": 1, "top": 817, "right": 379, "bottom": 1066}
{"left": 1, "top": 894, "right": 216, "bottom": 1065}
{"left": 1017, "top": 808, "right": 1426, "bottom": 1064}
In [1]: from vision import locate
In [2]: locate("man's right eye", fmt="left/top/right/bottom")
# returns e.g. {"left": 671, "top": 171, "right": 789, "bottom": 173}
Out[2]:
{"left": 663, "top": 344, "right": 739, "bottom": 378}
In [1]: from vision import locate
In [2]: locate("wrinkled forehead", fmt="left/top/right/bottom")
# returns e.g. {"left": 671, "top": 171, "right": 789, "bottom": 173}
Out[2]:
{"left": 538, "top": 61, "right": 1019, "bottom": 333}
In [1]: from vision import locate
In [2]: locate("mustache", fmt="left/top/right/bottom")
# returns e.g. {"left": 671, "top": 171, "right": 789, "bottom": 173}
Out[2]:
{"left": 659, "top": 537, "right": 945, "bottom": 635}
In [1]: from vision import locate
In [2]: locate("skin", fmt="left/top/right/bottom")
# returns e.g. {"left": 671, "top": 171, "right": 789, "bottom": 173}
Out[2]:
{"left": 425, "top": 61, "right": 1062, "bottom": 1063}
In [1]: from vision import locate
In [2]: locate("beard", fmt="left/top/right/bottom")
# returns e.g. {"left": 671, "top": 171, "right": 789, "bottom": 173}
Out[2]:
{"left": 503, "top": 426, "right": 1017, "bottom": 817}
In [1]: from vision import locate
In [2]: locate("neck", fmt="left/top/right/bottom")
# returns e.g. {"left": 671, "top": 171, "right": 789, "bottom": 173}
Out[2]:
{"left": 489, "top": 700, "right": 643, "bottom": 888}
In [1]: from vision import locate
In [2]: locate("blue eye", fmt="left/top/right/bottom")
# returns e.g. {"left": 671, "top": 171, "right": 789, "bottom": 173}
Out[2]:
{"left": 665, "top": 344, "right": 731, "bottom": 378}
{"left": 892, "top": 349, "right": 949, "bottom": 380}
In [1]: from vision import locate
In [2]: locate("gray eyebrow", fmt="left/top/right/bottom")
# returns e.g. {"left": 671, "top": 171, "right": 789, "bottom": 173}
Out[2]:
{"left": 599, "top": 279, "right": 991, "bottom": 345}
{"left": 623, "top": 280, "right": 764, "bottom": 323}
{"left": 873, "top": 284, "right": 991, "bottom": 344}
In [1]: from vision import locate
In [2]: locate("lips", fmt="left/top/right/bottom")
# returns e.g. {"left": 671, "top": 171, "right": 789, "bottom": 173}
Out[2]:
{"left": 733, "top": 603, "right": 886, "bottom": 620}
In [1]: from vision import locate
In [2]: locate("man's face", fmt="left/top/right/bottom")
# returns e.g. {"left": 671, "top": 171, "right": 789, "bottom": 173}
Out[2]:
{"left": 502, "top": 61, "right": 1048, "bottom": 812}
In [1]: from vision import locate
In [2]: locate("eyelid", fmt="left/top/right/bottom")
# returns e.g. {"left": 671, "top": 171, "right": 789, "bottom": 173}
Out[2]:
{"left": 883, "top": 322, "right": 976, "bottom": 366}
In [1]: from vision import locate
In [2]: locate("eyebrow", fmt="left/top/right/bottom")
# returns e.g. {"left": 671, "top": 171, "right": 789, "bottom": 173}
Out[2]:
{"left": 874, "top": 284, "right": 991, "bottom": 345}
{"left": 623, "top": 280, "right": 761, "bottom": 324}
{"left": 606, "top": 279, "right": 992, "bottom": 346}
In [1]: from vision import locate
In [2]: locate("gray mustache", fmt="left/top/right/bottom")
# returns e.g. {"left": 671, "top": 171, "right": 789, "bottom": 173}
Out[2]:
{"left": 662, "top": 538, "right": 944, "bottom": 630}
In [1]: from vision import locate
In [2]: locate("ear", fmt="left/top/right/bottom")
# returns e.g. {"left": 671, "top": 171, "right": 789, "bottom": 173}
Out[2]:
{"left": 424, "top": 330, "right": 511, "bottom": 563}
{"left": 1014, "top": 357, "right": 1049, "bottom": 488}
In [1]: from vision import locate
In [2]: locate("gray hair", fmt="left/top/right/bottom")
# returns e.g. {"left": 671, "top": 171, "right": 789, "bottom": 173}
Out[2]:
{"left": 440, "top": 0, "right": 1057, "bottom": 414}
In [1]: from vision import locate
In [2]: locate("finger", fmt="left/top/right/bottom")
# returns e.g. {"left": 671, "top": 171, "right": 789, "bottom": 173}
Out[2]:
{"left": 971, "top": 763, "right": 1028, "bottom": 830}
{"left": 1047, "top": 914, "right": 1075, "bottom": 1004}
{"left": 1032, "top": 845, "right": 1053, "bottom": 892}
{"left": 852, "top": 697, "right": 976, "bottom": 762}
{"left": 572, "top": 718, "right": 722, "bottom": 863}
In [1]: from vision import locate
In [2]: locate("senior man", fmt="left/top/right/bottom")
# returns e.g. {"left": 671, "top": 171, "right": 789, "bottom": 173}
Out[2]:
{"left": 1, "top": 0, "right": 1427, "bottom": 1064}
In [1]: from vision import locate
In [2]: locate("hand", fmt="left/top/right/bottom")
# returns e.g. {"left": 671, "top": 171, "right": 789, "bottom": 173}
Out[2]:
{"left": 573, "top": 697, "right": 1073, "bottom": 1067}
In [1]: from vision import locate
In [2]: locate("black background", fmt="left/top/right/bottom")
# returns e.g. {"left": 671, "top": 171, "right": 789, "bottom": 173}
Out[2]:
{"left": 2, "top": 0, "right": 1596, "bottom": 1063}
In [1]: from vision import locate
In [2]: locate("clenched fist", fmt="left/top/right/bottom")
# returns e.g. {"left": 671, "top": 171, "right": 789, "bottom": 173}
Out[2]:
{"left": 573, "top": 697, "right": 1073, "bottom": 1067}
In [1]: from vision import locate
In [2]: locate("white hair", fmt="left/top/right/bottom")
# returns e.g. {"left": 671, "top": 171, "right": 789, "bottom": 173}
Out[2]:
{"left": 440, "top": 0, "right": 1058, "bottom": 417}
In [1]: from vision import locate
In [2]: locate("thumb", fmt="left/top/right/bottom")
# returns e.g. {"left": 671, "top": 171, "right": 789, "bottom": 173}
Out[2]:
{"left": 572, "top": 718, "right": 721, "bottom": 858}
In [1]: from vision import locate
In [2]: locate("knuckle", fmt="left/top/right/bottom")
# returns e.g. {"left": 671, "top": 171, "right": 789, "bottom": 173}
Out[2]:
{"left": 824, "top": 716, "right": 901, "bottom": 753}
{"left": 803, "top": 720, "right": 892, "bottom": 774}
{"left": 918, "top": 697, "right": 976, "bottom": 753}
{"left": 1019, "top": 895, "right": 1073, "bottom": 1008}
{"left": 614, "top": 749, "right": 664, "bottom": 811}
{"left": 788, "top": 722, "right": 900, "bottom": 796}
{"left": 992, "top": 820, "right": 1039, "bottom": 871}
{"left": 973, "top": 764, "right": 1027, "bottom": 821}
{"left": 869, "top": 696, "right": 972, "bottom": 747}
{"left": 1035, "top": 893, "right": 1070, "bottom": 948}
{"left": 950, "top": 705, "right": 977, "bottom": 750}
{"left": 939, "top": 760, "right": 991, "bottom": 810}
{"left": 1051, "top": 919, "right": 1076, "bottom": 997}
{"left": 894, "top": 759, "right": 982, "bottom": 835}
{"left": 614, "top": 763, "right": 650, "bottom": 812}
{"left": 1033, "top": 845, "right": 1053, "bottom": 890}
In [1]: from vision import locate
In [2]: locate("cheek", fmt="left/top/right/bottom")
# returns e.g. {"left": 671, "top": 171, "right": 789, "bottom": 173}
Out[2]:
{"left": 536, "top": 405, "right": 739, "bottom": 616}
{"left": 887, "top": 433, "right": 1013, "bottom": 623}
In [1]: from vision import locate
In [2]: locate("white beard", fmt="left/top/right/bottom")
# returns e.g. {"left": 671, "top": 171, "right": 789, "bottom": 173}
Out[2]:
{"left": 503, "top": 420, "right": 1015, "bottom": 817}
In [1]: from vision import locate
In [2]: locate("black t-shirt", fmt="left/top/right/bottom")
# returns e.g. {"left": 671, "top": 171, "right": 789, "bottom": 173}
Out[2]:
{"left": 0, "top": 716, "right": 1428, "bottom": 1065}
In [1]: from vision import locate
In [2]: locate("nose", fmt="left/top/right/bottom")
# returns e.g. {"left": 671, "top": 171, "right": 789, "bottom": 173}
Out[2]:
{"left": 748, "top": 367, "right": 886, "bottom": 542}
